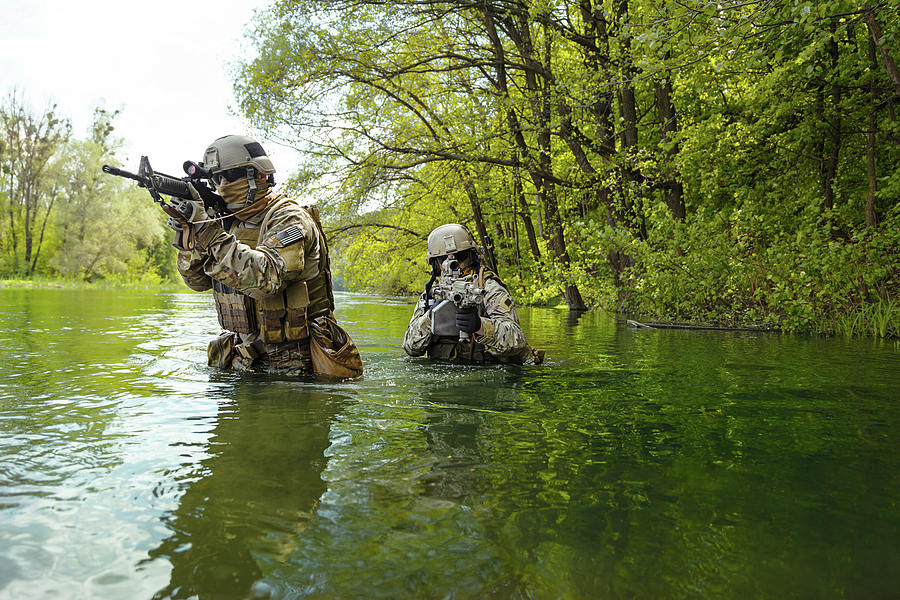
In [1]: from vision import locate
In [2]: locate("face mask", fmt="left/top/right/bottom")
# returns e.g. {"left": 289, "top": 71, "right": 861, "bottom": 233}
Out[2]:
{"left": 218, "top": 177, "right": 271, "bottom": 210}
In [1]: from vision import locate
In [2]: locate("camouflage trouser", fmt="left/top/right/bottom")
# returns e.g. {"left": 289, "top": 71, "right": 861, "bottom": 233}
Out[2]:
{"left": 427, "top": 339, "right": 540, "bottom": 365}
{"left": 427, "top": 339, "right": 492, "bottom": 363}
{"left": 208, "top": 332, "right": 312, "bottom": 376}
{"left": 234, "top": 340, "right": 312, "bottom": 376}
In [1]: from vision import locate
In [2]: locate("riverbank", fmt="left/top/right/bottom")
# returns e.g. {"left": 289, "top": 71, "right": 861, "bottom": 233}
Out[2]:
{"left": 3, "top": 276, "right": 897, "bottom": 340}
{"left": 0, "top": 276, "right": 184, "bottom": 291}
{"left": 621, "top": 294, "right": 900, "bottom": 340}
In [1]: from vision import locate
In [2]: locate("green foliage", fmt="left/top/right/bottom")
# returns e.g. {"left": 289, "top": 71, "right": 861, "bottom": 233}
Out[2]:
{"left": 237, "top": 2, "right": 900, "bottom": 335}
{"left": 623, "top": 202, "right": 900, "bottom": 334}
{"left": 0, "top": 97, "right": 177, "bottom": 284}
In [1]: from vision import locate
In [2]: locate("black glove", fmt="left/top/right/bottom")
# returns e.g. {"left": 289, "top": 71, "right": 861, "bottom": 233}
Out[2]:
{"left": 455, "top": 305, "right": 481, "bottom": 333}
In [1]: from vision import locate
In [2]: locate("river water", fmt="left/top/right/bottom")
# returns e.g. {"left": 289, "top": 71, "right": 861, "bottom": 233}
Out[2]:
{"left": 0, "top": 288, "right": 898, "bottom": 599}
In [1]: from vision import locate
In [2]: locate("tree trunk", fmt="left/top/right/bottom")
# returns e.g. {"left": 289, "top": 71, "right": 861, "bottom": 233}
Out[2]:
{"left": 578, "top": 0, "right": 639, "bottom": 284}
{"left": 483, "top": 8, "right": 586, "bottom": 310}
{"left": 459, "top": 173, "right": 489, "bottom": 248}
{"left": 866, "top": 33, "right": 879, "bottom": 229}
{"left": 31, "top": 188, "right": 58, "bottom": 274}
{"left": 823, "top": 25, "right": 842, "bottom": 211}
{"left": 616, "top": 0, "right": 646, "bottom": 240}
{"left": 6, "top": 173, "right": 17, "bottom": 267}
{"left": 24, "top": 183, "right": 33, "bottom": 271}
{"left": 512, "top": 159, "right": 541, "bottom": 263}
{"left": 655, "top": 75, "right": 686, "bottom": 221}
{"left": 865, "top": 11, "right": 900, "bottom": 97}
{"left": 580, "top": 0, "right": 616, "bottom": 157}
{"left": 539, "top": 19, "right": 586, "bottom": 310}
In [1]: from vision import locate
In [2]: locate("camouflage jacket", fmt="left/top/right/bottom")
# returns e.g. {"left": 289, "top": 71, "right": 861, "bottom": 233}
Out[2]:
{"left": 402, "top": 272, "right": 533, "bottom": 364}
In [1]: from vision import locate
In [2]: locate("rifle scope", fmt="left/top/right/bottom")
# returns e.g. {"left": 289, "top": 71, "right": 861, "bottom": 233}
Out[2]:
{"left": 183, "top": 161, "right": 213, "bottom": 180}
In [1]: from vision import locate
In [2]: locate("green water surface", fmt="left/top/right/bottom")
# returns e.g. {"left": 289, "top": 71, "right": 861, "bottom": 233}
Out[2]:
{"left": 0, "top": 288, "right": 897, "bottom": 599}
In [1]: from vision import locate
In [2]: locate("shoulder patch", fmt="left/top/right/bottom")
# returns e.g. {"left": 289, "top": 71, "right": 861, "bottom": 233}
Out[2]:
{"left": 265, "top": 225, "right": 304, "bottom": 248}
{"left": 503, "top": 297, "right": 513, "bottom": 309}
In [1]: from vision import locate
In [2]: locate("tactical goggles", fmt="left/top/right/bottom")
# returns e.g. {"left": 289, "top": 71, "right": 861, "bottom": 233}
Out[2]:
{"left": 212, "top": 167, "right": 248, "bottom": 185}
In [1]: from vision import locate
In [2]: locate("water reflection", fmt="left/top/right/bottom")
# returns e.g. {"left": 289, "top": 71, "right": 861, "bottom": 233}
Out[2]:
{"left": 415, "top": 375, "right": 527, "bottom": 502}
{"left": 145, "top": 378, "right": 349, "bottom": 599}
{"left": 564, "top": 309, "right": 588, "bottom": 327}
{"left": 240, "top": 368, "right": 527, "bottom": 598}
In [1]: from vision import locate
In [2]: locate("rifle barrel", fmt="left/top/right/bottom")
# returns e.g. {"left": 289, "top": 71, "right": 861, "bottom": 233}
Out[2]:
{"left": 102, "top": 164, "right": 145, "bottom": 183}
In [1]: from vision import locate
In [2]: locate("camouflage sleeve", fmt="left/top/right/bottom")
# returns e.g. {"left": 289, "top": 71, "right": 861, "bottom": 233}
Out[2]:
{"left": 402, "top": 295, "right": 433, "bottom": 357}
{"left": 199, "top": 200, "right": 317, "bottom": 299}
{"left": 474, "top": 278, "right": 529, "bottom": 359}
{"left": 176, "top": 247, "right": 213, "bottom": 292}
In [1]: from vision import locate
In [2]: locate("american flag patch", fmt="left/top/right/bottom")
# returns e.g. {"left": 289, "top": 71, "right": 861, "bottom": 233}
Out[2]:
{"left": 274, "top": 226, "right": 304, "bottom": 247}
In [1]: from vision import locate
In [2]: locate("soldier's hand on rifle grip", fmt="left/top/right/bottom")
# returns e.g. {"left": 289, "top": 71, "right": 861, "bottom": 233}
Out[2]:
{"left": 456, "top": 306, "right": 481, "bottom": 334}
{"left": 165, "top": 198, "right": 200, "bottom": 229}
{"left": 165, "top": 192, "right": 208, "bottom": 251}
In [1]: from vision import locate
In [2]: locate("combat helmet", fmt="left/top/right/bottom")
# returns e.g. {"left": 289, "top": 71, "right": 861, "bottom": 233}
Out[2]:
{"left": 202, "top": 134, "right": 275, "bottom": 177}
{"left": 426, "top": 223, "right": 478, "bottom": 260}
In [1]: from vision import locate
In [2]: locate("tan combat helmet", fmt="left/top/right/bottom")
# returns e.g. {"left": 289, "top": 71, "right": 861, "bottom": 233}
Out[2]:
{"left": 426, "top": 223, "right": 477, "bottom": 260}
{"left": 202, "top": 134, "right": 275, "bottom": 175}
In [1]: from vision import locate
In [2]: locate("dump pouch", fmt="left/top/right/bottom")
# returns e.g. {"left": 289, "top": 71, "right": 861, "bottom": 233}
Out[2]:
{"left": 309, "top": 315, "right": 364, "bottom": 378}
{"left": 207, "top": 331, "right": 238, "bottom": 369}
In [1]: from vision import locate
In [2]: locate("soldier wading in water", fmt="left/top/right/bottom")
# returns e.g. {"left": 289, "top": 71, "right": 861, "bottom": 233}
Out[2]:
{"left": 170, "top": 134, "right": 361, "bottom": 377}
{"left": 402, "top": 223, "right": 543, "bottom": 365}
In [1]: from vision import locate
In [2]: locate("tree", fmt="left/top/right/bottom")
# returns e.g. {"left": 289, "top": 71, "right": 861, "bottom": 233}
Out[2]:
{"left": 0, "top": 89, "right": 71, "bottom": 275}
{"left": 51, "top": 107, "right": 170, "bottom": 281}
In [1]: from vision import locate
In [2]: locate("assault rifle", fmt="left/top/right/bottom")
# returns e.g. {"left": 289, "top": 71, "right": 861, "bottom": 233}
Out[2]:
{"left": 430, "top": 256, "right": 486, "bottom": 342}
{"left": 102, "top": 156, "right": 233, "bottom": 247}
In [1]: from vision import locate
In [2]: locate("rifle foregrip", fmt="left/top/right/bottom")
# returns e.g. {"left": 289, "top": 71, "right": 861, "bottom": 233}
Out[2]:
{"left": 151, "top": 175, "right": 193, "bottom": 200}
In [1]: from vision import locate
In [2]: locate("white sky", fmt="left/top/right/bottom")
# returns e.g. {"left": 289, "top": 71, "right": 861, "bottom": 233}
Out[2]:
{"left": 0, "top": 0, "right": 300, "bottom": 178}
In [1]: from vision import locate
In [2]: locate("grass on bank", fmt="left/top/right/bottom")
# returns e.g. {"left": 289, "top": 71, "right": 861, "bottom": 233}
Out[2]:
{"left": 825, "top": 298, "right": 900, "bottom": 339}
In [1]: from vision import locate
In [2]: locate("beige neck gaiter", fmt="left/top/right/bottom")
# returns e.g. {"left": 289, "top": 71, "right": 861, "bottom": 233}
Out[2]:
{"left": 220, "top": 179, "right": 274, "bottom": 222}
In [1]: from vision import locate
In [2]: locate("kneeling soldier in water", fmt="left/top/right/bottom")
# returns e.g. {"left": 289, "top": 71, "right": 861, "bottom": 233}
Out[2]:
{"left": 402, "top": 223, "right": 543, "bottom": 365}
{"left": 171, "top": 134, "right": 347, "bottom": 376}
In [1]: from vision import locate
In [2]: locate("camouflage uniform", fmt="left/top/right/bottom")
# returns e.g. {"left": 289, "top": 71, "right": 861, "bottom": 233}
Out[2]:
{"left": 402, "top": 269, "right": 535, "bottom": 364}
{"left": 177, "top": 184, "right": 332, "bottom": 375}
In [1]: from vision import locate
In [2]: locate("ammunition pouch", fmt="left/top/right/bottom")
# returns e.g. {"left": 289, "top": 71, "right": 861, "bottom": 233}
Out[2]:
{"left": 212, "top": 280, "right": 257, "bottom": 334}
{"left": 257, "top": 277, "right": 331, "bottom": 344}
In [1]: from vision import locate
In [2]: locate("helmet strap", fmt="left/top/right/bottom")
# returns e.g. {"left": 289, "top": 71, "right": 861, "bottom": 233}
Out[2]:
{"left": 245, "top": 166, "right": 257, "bottom": 205}
{"left": 424, "top": 271, "right": 438, "bottom": 300}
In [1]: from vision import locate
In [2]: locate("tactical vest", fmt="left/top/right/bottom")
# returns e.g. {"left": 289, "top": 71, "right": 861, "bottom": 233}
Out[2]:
{"left": 427, "top": 338, "right": 495, "bottom": 362}
{"left": 211, "top": 199, "right": 333, "bottom": 343}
